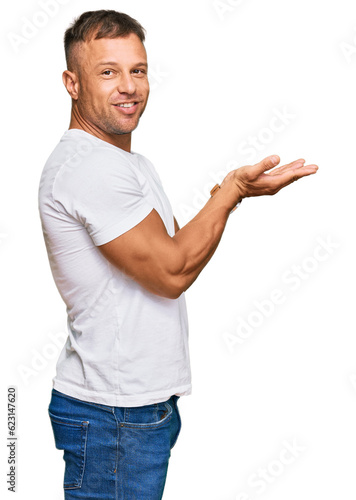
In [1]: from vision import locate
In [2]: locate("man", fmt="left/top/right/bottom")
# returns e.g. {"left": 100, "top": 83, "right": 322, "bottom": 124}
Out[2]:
{"left": 38, "top": 9, "right": 318, "bottom": 500}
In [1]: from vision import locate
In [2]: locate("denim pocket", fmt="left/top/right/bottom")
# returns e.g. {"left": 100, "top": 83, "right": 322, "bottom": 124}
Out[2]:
{"left": 123, "top": 401, "right": 173, "bottom": 428}
{"left": 49, "top": 411, "right": 89, "bottom": 489}
{"left": 169, "top": 396, "right": 182, "bottom": 449}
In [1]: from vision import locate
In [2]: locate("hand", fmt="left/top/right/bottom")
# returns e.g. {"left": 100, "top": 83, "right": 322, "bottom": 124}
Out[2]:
{"left": 222, "top": 155, "right": 318, "bottom": 200}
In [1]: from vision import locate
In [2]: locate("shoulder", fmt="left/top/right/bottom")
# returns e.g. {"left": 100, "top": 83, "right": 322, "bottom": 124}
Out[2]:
{"left": 54, "top": 133, "right": 140, "bottom": 192}
{"left": 131, "top": 152, "right": 163, "bottom": 185}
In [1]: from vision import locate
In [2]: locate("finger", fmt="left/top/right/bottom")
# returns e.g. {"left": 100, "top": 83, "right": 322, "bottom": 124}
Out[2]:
{"left": 250, "top": 155, "right": 280, "bottom": 177}
{"left": 299, "top": 164, "right": 319, "bottom": 175}
{"left": 268, "top": 159, "right": 305, "bottom": 176}
{"left": 268, "top": 164, "right": 318, "bottom": 191}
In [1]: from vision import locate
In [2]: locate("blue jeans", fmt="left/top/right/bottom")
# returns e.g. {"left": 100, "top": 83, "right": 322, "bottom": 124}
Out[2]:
{"left": 48, "top": 389, "right": 182, "bottom": 499}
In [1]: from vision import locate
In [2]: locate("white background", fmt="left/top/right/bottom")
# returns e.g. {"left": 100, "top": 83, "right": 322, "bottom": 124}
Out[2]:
{"left": 1, "top": 0, "right": 355, "bottom": 499}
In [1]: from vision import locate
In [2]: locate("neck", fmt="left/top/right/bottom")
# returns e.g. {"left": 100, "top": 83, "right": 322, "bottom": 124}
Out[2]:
{"left": 68, "top": 107, "right": 132, "bottom": 153}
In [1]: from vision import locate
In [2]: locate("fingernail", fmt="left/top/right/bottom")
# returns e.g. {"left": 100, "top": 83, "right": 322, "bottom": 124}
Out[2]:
{"left": 271, "top": 155, "right": 279, "bottom": 165}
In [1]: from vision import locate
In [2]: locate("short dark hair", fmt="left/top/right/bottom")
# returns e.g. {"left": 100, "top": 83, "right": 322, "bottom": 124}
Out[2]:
{"left": 64, "top": 10, "right": 146, "bottom": 71}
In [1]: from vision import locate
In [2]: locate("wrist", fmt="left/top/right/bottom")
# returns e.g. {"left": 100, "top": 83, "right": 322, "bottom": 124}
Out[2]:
{"left": 210, "top": 181, "right": 242, "bottom": 213}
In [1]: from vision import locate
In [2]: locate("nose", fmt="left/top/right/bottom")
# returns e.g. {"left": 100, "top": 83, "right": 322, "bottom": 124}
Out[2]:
{"left": 117, "top": 71, "right": 136, "bottom": 95}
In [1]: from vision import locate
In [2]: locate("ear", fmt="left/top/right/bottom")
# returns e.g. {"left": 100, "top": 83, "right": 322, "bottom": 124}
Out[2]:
{"left": 62, "top": 70, "right": 79, "bottom": 100}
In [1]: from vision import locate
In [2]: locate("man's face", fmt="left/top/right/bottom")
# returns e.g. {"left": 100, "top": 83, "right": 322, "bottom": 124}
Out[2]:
{"left": 74, "top": 33, "right": 149, "bottom": 137}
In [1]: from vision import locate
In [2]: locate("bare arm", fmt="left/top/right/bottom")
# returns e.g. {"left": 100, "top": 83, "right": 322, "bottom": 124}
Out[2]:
{"left": 98, "top": 155, "right": 318, "bottom": 299}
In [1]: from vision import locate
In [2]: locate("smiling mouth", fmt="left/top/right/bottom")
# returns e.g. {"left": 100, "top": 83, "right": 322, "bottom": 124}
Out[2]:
{"left": 114, "top": 102, "right": 138, "bottom": 108}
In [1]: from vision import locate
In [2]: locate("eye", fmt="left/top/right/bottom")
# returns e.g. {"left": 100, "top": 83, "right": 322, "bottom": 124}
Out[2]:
{"left": 132, "top": 69, "right": 146, "bottom": 75}
{"left": 102, "top": 70, "right": 113, "bottom": 76}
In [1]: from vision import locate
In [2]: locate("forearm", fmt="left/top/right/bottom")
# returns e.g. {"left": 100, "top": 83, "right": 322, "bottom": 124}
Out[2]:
{"left": 170, "top": 180, "right": 241, "bottom": 294}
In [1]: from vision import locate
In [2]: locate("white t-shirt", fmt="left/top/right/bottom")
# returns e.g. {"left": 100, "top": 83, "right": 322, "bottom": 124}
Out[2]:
{"left": 38, "top": 129, "right": 192, "bottom": 407}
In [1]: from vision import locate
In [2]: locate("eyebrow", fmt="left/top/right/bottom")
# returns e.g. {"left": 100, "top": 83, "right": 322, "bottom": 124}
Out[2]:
{"left": 95, "top": 61, "right": 148, "bottom": 69}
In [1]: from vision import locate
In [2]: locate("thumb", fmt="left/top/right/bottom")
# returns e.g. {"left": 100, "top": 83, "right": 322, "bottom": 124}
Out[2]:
{"left": 252, "top": 155, "right": 280, "bottom": 176}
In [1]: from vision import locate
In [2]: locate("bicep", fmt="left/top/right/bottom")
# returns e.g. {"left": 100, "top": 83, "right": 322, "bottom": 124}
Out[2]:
{"left": 98, "top": 209, "right": 184, "bottom": 298}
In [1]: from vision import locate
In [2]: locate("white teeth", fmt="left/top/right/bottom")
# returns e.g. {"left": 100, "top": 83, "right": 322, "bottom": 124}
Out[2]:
{"left": 117, "top": 103, "right": 135, "bottom": 108}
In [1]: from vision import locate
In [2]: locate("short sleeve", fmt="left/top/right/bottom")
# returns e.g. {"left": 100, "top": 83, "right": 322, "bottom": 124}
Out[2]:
{"left": 53, "top": 148, "right": 154, "bottom": 246}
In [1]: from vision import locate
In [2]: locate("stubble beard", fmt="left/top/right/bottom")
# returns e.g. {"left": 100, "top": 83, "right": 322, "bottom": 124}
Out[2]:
{"left": 77, "top": 95, "right": 145, "bottom": 137}
{"left": 92, "top": 106, "right": 142, "bottom": 136}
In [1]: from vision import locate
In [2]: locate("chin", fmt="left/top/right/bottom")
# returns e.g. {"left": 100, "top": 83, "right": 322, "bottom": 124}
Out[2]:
{"left": 116, "top": 120, "right": 140, "bottom": 135}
